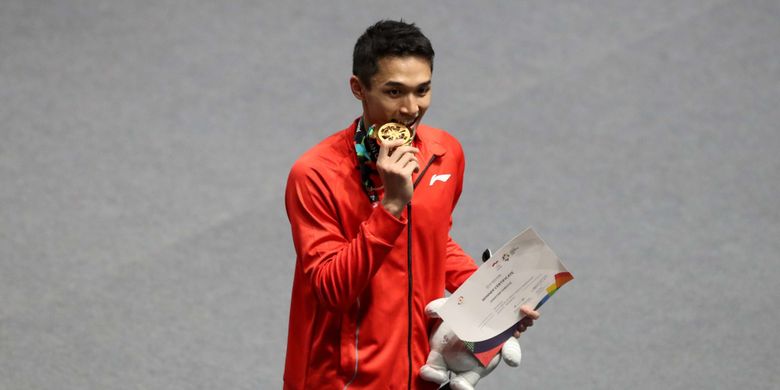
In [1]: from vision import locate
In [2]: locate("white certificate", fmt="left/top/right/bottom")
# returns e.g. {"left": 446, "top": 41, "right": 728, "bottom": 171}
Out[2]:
{"left": 438, "top": 227, "right": 573, "bottom": 365}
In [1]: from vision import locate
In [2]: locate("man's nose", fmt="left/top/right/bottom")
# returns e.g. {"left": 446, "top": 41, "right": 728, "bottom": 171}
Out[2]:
{"left": 399, "top": 94, "right": 419, "bottom": 116}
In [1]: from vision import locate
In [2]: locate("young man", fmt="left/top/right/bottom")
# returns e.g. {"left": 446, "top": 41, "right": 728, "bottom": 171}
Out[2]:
{"left": 283, "top": 20, "right": 538, "bottom": 389}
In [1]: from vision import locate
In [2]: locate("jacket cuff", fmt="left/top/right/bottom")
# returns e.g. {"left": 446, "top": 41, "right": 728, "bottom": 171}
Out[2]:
{"left": 364, "top": 205, "right": 407, "bottom": 246}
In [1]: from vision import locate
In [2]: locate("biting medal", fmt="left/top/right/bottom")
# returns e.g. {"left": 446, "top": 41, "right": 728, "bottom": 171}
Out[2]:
{"left": 372, "top": 122, "right": 415, "bottom": 146}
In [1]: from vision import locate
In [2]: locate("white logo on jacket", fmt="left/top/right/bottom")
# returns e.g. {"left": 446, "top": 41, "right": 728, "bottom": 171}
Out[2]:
{"left": 429, "top": 174, "right": 451, "bottom": 186}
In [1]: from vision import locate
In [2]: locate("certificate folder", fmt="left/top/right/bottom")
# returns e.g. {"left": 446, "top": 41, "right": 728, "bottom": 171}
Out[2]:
{"left": 438, "top": 228, "right": 573, "bottom": 366}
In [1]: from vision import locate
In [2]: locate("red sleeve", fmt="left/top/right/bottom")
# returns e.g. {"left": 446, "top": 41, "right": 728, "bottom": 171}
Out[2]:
{"left": 285, "top": 161, "right": 407, "bottom": 311}
{"left": 444, "top": 236, "right": 477, "bottom": 292}
{"left": 443, "top": 138, "right": 477, "bottom": 292}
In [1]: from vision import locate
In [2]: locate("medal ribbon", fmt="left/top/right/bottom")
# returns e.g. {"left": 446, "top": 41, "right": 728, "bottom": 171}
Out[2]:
{"left": 354, "top": 117, "right": 382, "bottom": 203}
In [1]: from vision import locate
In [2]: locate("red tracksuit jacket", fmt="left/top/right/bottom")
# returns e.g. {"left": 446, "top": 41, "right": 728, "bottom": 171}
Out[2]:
{"left": 284, "top": 119, "right": 477, "bottom": 389}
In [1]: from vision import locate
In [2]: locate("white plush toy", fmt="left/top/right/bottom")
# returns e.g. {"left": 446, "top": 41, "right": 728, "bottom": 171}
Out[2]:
{"left": 420, "top": 297, "right": 522, "bottom": 390}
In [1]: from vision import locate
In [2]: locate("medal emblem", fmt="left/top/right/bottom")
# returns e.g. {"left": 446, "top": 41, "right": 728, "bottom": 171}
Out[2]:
{"left": 371, "top": 122, "right": 415, "bottom": 146}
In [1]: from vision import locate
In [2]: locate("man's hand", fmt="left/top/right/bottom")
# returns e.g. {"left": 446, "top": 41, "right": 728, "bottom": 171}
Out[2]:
{"left": 377, "top": 138, "right": 419, "bottom": 217}
{"left": 513, "top": 305, "right": 540, "bottom": 338}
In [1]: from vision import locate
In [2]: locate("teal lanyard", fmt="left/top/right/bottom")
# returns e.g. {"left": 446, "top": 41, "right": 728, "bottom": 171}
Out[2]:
{"left": 354, "top": 118, "right": 381, "bottom": 203}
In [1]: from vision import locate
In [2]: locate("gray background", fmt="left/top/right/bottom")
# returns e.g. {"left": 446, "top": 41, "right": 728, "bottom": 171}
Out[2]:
{"left": 1, "top": 1, "right": 778, "bottom": 389}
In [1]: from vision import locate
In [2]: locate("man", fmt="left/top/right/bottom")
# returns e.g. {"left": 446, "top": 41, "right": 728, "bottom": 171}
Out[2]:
{"left": 284, "top": 20, "right": 538, "bottom": 389}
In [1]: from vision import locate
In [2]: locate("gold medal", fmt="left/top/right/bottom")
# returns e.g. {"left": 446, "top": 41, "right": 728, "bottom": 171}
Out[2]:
{"left": 372, "top": 122, "right": 415, "bottom": 146}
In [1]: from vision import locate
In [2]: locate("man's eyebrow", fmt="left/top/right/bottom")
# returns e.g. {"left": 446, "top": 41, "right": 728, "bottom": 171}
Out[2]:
{"left": 383, "top": 80, "right": 432, "bottom": 88}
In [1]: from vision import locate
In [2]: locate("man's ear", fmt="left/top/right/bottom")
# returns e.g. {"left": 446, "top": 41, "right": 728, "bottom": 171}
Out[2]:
{"left": 350, "top": 75, "right": 366, "bottom": 100}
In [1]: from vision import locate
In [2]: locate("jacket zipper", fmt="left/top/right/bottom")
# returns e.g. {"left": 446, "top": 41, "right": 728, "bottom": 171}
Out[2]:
{"left": 343, "top": 298, "right": 361, "bottom": 390}
{"left": 407, "top": 154, "right": 438, "bottom": 389}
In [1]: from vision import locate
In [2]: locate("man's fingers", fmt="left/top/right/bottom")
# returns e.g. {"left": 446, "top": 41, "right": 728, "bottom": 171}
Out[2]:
{"left": 388, "top": 146, "right": 419, "bottom": 163}
{"left": 514, "top": 321, "right": 529, "bottom": 338}
{"left": 513, "top": 305, "right": 540, "bottom": 337}
{"left": 378, "top": 143, "right": 419, "bottom": 176}
{"left": 395, "top": 152, "right": 419, "bottom": 168}
{"left": 520, "top": 305, "right": 540, "bottom": 320}
{"left": 378, "top": 139, "right": 408, "bottom": 159}
{"left": 402, "top": 159, "right": 420, "bottom": 174}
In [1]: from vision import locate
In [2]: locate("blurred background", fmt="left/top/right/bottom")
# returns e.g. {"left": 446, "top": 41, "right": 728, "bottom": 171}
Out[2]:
{"left": 1, "top": 1, "right": 778, "bottom": 388}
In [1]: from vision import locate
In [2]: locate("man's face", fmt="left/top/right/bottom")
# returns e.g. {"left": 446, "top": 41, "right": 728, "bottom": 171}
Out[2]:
{"left": 351, "top": 55, "right": 432, "bottom": 132}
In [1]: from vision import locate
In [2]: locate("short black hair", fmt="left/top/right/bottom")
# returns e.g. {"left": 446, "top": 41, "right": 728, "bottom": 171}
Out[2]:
{"left": 352, "top": 20, "right": 435, "bottom": 88}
